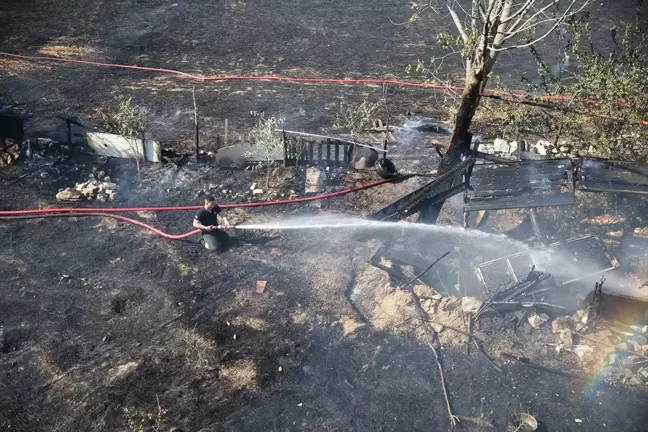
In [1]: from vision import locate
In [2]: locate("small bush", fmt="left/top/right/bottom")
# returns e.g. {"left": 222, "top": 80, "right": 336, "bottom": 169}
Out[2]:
{"left": 334, "top": 97, "right": 380, "bottom": 135}
{"left": 248, "top": 112, "right": 285, "bottom": 188}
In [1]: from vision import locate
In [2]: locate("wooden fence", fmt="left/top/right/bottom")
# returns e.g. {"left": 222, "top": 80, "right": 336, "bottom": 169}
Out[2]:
{"left": 282, "top": 132, "right": 353, "bottom": 167}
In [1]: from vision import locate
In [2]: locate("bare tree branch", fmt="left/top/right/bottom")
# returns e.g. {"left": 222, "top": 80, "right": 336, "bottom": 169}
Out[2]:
{"left": 500, "top": 0, "right": 536, "bottom": 24}
{"left": 446, "top": 0, "right": 469, "bottom": 43}
{"left": 492, "top": 0, "right": 590, "bottom": 51}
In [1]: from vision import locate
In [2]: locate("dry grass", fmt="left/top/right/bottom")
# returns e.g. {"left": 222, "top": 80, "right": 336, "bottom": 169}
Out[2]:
{"left": 285, "top": 67, "right": 321, "bottom": 78}
{"left": 232, "top": 316, "right": 267, "bottom": 331}
{"left": 219, "top": 359, "right": 258, "bottom": 391}
{"left": 38, "top": 37, "right": 91, "bottom": 57}
{"left": 0, "top": 58, "right": 51, "bottom": 76}
{"left": 177, "top": 327, "right": 217, "bottom": 370}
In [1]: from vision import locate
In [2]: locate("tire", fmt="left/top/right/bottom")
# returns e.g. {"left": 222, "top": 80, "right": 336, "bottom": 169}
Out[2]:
{"left": 376, "top": 158, "right": 398, "bottom": 179}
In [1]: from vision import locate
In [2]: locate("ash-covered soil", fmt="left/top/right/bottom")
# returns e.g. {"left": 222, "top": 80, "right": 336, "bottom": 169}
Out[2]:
{"left": 1, "top": 156, "right": 647, "bottom": 432}
{"left": 0, "top": 0, "right": 641, "bottom": 148}
{"left": 1, "top": 0, "right": 648, "bottom": 430}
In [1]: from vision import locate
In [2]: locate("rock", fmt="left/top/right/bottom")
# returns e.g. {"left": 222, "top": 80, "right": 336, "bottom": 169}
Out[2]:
{"left": 421, "top": 299, "right": 435, "bottom": 313}
{"left": 56, "top": 188, "right": 85, "bottom": 201}
{"left": 40, "top": 172, "right": 48, "bottom": 178}
{"left": 623, "top": 368, "right": 635, "bottom": 379}
{"left": 252, "top": 188, "right": 264, "bottom": 195}
{"left": 493, "top": 138, "right": 507, "bottom": 152}
{"left": 552, "top": 316, "right": 572, "bottom": 333}
{"left": 461, "top": 296, "right": 483, "bottom": 314}
{"left": 96, "top": 193, "right": 108, "bottom": 203}
{"left": 250, "top": 183, "right": 257, "bottom": 191}
{"left": 607, "top": 353, "right": 618, "bottom": 365}
{"left": 556, "top": 329, "right": 573, "bottom": 350}
{"left": 305, "top": 167, "right": 326, "bottom": 193}
{"left": 573, "top": 344, "right": 594, "bottom": 359}
{"left": 80, "top": 187, "right": 97, "bottom": 197}
{"left": 527, "top": 312, "right": 549, "bottom": 329}
{"left": 535, "top": 140, "right": 550, "bottom": 156}
{"left": 102, "top": 182, "right": 118, "bottom": 190}
{"left": 103, "top": 176, "right": 111, "bottom": 182}
{"left": 509, "top": 141, "right": 519, "bottom": 153}
{"left": 413, "top": 285, "right": 437, "bottom": 299}
{"left": 440, "top": 297, "right": 460, "bottom": 311}
{"left": 632, "top": 335, "right": 647, "bottom": 346}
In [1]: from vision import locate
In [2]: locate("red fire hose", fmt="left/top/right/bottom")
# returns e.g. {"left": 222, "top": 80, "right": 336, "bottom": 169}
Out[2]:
{"left": 0, "top": 212, "right": 200, "bottom": 239}
{"left": 0, "top": 177, "right": 401, "bottom": 239}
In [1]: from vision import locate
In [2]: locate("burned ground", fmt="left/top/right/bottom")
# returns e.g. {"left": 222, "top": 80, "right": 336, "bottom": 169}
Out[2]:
{"left": 2, "top": 0, "right": 648, "bottom": 431}
{"left": 0, "top": 0, "right": 641, "bottom": 147}
{"left": 1, "top": 158, "right": 648, "bottom": 431}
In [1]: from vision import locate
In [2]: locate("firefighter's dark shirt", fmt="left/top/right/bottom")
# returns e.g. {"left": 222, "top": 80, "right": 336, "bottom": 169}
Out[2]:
{"left": 194, "top": 205, "right": 221, "bottom": 229}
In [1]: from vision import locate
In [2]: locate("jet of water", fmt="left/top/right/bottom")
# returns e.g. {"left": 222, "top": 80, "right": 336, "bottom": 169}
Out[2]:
{"left": 236, "top": 215, "right": 528, "bottom": 249}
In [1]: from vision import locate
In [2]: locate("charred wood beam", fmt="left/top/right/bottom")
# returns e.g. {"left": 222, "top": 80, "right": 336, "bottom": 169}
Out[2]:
{"left": 370, "top": 157, "right": 475, "bottom": 222}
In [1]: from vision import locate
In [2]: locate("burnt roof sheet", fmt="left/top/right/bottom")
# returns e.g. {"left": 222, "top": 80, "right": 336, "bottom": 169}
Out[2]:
{"left": 577, "top": 157, "right": 648, "bottom": 195}
{"left": 465, "top": 159, "right": 575, "bottom": 211}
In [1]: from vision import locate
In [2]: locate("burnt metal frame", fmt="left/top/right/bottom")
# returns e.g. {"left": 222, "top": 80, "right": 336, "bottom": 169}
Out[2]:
{"left": 474, "top": 234, "right": 620, "bottom": 291}
{"left": 576, "top": 157, "right": 648, "bottom": 196}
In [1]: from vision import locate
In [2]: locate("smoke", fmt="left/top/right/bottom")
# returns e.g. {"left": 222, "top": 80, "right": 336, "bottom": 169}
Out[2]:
{"left": 239, "top": 214, "right": 648, "bottom": 307}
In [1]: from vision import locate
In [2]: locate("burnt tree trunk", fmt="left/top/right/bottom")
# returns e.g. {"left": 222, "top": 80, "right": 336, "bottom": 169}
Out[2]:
{"left": 419, "top": 70, "right": 484, "bottom": 224}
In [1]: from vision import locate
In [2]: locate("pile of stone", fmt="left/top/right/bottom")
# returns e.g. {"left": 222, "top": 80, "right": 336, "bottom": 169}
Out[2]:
{"left": 479, "top": 138, "right": 519, "bottom": 156}
{"left": 480, "top": 138, "right": 577, "bottom": 159}
{"left": 56, "top": 171, "right": 117, "bottom": 202}
{"left": 599, "top": 325, "right": 648, "bottom": 387}
{"left": 521, "top": 304, "right": 648, "bottom": 387}
{"left": 0, "top": 144, "right": 20, "bottom": 168}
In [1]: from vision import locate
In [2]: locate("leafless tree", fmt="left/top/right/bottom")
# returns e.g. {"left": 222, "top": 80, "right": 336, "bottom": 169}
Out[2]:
{"left": 409, "top": 0, "right": 592, "bottom": 222}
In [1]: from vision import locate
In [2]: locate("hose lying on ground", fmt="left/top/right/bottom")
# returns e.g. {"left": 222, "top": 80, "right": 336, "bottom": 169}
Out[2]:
{"left": 0, "top": 175, "right": 412, "bottom": 239}
{"left": 0, "top": 212, "right": 200, "bottom": 239}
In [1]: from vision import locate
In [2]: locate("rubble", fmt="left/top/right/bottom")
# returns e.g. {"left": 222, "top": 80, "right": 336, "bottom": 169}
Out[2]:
{"left": 56, "top": 188, "right": 85, "bottom": 201}
{"left": 527, "top": 312, "right": 549, "bottom": 329}
{"left": 305, "top": 167, "right": 325, "bottom": 193}
{"left": 63, "top": 172, "right": 118, "bottom": 201}
{"left": 0, "top": 143, "right": 20, "bottom": 167}
{"left": 461, "top": 296, "right": 483, "bottom": 314}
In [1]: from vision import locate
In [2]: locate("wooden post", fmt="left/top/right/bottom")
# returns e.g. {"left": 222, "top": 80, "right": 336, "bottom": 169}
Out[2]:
{"left": 335, "top": 141, "right": 340, "bottom": 167}
{"left": 224, "top": 119, "right": 229, "bottom": 146}
{"left": 343, "top": 142, "right": 350, "bottom": 167}
{"left": 308, "top": 141, "right": 314, "bottom": 167}
{"left": 326, "top": 140, "right": 331, "bottom": 166}
{"left": 318, "top": 142, "right": 323, "bottom": 166}
{"left": 282, "top": 130, "right": 288, "bottom": 168}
